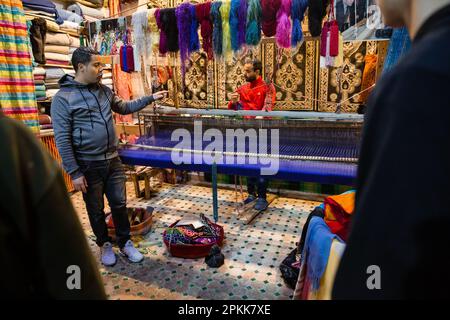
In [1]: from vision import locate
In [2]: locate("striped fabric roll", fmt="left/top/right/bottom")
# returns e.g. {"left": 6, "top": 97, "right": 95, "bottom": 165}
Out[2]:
{"left": 0, "top": 0, "right": 39, "bottom": 133}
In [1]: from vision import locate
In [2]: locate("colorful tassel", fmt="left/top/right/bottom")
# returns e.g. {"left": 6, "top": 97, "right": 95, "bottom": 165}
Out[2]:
{"left": 176, "top": 3, "right": 193, "bottom": 82}
{"left": 196, "top": 2, "right": 214, "bottom": 60}
{"left": 261, "top": 0, "right": 281, "bottom": 37}
{"left": 190, "top": 5, "right": 200, "bottom": 53}
{"left": 246, "top": 0, "right": 262, "bottom": 46}
{"left": 291, "top": 0, "right": 308, "bottom": 47}
{"left": 276, "top": 0, "right": 292, "bottom": 49}
{"left": 211, "top": 1, "right": 223, "bottom": 57}
{"left": 155, "top": 9, "right": 168, "bottom": 55}
{"left": 220, "top": 0, "right": 232, "bottom": 58}
{"left": 230, "top": 0, "right": 241, "bottom": 51}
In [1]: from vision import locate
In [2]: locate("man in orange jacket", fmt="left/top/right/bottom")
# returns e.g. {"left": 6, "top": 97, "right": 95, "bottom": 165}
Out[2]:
{"left": 228, "top": 60, "right": 275, "bottom": 211}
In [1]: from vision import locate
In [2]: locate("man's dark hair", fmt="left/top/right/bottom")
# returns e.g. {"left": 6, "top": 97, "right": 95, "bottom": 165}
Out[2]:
{"left": 71, "top": 47, "right": 100, "bottom": 72}
{"left": 245, "top": 59, "right": 263, "bottom": 74}
{"left": 251, "top": 60, "right": 262, "bottom": 74}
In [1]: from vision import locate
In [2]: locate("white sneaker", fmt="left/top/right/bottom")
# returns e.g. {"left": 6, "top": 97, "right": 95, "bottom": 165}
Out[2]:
{"left": 101, "top": 242, "right": 116, "bottom": 266}
{"left": 120, "top": 240, "right": 144, "bottom": 263}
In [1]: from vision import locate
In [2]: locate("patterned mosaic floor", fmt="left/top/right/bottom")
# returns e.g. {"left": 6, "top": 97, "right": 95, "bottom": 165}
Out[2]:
{"left": 71, "top": 182, "right": 320, "bottom": 300}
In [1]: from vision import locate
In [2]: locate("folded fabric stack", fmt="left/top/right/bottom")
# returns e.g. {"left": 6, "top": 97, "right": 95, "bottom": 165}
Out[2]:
{"left": 33, "top": 67, "right": 47, "bottom": 101}
{"left": 67, "top": 1, "right": 108, "bottom": 23}
{"left": 39, "top": 114, "right": 53, "bottom": 130}
{"left": 23, "top": 0, "right": 63, "bottom": 33}
{"left": 44, "top": 67, "right": 75, "bottom": 98}
{"left": 45, "top": 32, "right": 81, "bottom": 68}
{"left": 102, "top": 64, "right": 113, "bottom": 90}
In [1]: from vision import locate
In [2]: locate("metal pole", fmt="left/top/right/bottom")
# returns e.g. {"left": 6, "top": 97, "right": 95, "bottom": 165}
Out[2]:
{"left": 212, "top": 162, "right": 218, "bottom": 223}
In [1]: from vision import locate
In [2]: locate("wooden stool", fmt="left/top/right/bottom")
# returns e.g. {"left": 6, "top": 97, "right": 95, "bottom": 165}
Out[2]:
{"left": 128, "top": 167, "right": 162, "bottom": 200}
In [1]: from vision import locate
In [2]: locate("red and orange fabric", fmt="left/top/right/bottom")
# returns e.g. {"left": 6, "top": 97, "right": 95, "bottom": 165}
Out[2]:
{"left": 324, "top": 191, "right": 355, "bottom": 241}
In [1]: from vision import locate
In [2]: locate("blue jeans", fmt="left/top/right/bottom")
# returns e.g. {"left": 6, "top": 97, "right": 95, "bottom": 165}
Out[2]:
{"left": 247, "top": 177, "right": 268, "bottom": 200}
{"left": 78, "top": 157, "right": 130, "bottom": 248}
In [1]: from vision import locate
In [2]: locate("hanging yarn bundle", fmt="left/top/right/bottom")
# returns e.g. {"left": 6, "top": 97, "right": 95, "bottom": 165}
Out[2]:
{"left": 196, "top": 2, "right": 214, "bottom": 60}
{"left": 159, "top": 8, "right": 179, "bottom": 53}
{"left": 220, "top": 0, "right": 232, "bottom": 58}
{"left": 276, "top": 0, "right": 292, "bottom": 49}
{"left": 230, "top": 0, "right": 240, "bottom": 51}
{"left": 291, "top": 0, "right": 308, "bottom": 47}
{"left": 120, "top": 30, "right": 134, "bottom": 73}
{"left": 246, "top": 0, "right": 262, "bottom": 46}
{"left": 238, "top": 0, "right": 248, "bottom": 49}
{"left": 308, "top": 0, "right": 330, "bottom": 37}
{"left": 176, "top": 2, "right": 198, "bottom": 84}
{"left": 210, "top": 1, "right": 223, "bottom": 58}
{"left": 155, "top": 9, "right": 168, "bottom": 55}
{"left": 131, "top": 10, "right": 148, "bottom": 60}
{"left": 261, "top": 0, "right": 281, "bottom": 37}
{"left": 189, "top": 5, "right": 200, "bottom": 53}
{"left": 230, "top": 0, "right": 247, "bottom": 52}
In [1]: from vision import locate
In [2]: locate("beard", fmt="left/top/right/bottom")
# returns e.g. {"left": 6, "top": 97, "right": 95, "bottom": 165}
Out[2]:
{"left": 245, "top": 75, "right": 257, "bottom": 82}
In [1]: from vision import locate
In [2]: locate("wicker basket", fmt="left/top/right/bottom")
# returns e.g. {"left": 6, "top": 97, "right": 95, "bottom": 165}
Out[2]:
{"left": 106, "top": 207, "right": 153, "bottom": 240}
{"left": 163, "top": 221, "right": 224, "bottom": 259}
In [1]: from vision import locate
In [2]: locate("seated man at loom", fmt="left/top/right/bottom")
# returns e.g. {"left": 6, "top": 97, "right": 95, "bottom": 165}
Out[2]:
{"left": 228, "top": 59, "right": 275, "bottom": 211}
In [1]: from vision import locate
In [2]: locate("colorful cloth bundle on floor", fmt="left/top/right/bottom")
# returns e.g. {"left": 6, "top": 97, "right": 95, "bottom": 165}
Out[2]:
{"left": 0, "top": 0, "right": 40, "bottom": 132}
{"left": 164, "top": 214, "right": 222, "bottom": 245}
{"left": 323, "top": 190, "right": 355, "bottom": 241}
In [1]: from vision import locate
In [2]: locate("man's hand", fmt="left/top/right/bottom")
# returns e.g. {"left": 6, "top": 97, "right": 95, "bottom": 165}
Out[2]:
{"left": 152, "top": 90, "right": 169, "bottom": 101}
{"left": 73, "top": 175, "right": 88, "bottom": 193}
{"left": 230, "top": 92, "right": 239, "bottom": 103}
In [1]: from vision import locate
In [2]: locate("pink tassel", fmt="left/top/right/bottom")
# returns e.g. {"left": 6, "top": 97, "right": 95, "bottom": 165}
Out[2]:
{"left": 275, "top": 0, "right": 291, "bottom": 49}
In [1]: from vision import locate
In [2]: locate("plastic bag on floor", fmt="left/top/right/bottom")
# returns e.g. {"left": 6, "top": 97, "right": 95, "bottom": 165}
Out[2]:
{"left": 205, "top": 245, "right": 224, "bottom": 268}
{"left": 280, "top": 248, "right": 300, "bottom": 289}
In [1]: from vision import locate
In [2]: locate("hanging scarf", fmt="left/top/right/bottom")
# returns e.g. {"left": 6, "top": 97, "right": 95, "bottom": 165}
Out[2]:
{"left": 131, "top": 10, "right": 148, "bottom": 59}
{"left": 220, "top": 0, "right": 232, "bottom": 58}
{"left": 291, "top": 0, "right": 308, "bottom": 47}
{"left": 261, "top": 0, "right": 281, "bottom": 37}
{"left": 302, "top": 217, "right": 341, "bottom": 292}
{"left": 211, "top": 1, "right": 223, "bottom": 58}
{"left": 246, "top": 0, "right": 262, "bottom": 46}
{"left": 196, "top": 2, "right": 214, "bottom": 60}
{"left": 276, "top": 0, "right": 292, "bottom": 48}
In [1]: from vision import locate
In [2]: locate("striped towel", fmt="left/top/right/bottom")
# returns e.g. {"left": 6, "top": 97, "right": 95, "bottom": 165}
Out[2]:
{"left": 0, "top": 0, "right": 39, "bottom": 132}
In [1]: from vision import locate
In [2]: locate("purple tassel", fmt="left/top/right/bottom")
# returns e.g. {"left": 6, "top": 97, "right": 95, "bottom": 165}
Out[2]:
{"left": 238, "top": 0, "right": 248, "bottom": 49}
{"left": 276, "top": 0, "right": 292, "bottom": 49}
{"left": 176, "top": 3, "right": 193, "bottom": 84}
{"left": 155, "top": 9, "right": 168, "bottom": 55}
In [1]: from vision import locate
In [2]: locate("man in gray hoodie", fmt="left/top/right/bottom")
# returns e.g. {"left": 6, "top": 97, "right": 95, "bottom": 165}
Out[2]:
{"left": 51, "top": 47, "right": 167, "bottom": 266}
